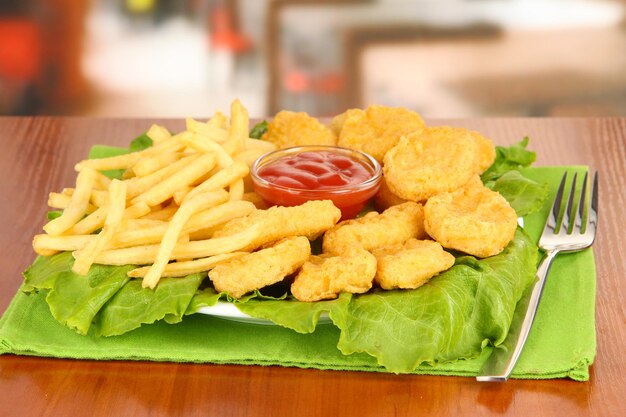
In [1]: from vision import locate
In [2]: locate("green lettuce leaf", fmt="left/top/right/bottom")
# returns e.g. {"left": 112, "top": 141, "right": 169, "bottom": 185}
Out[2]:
{"left": 92, "top": 273, "right": 204, "bottom": 336}
{"left": 129, "top": 133, "right": 153, "bottom": 152}
{"left": 249, "top": 121, "right": 268, "bottom": 139}
{"left": 330, "top": 229, "right": 537, "bottom": 372}
{"left": 47, "top": 210, "right": 63, "bottom": 220}
{"left": 22, "top": 252, "right": 132, "bottom": 334}
{"left": 88, "top": 145, "right": 129, "bottom": 179}
{"left": 236, "top": 292, "right": 352, "bottom": 334}
{"left": 23, "top": 252, "right": 75, "bottom": 293}
{"left": 481, "top": 137, "right": 536, "bottom": 182}
{"left": 485, "top": 170, "right": 549, "bottom": 217}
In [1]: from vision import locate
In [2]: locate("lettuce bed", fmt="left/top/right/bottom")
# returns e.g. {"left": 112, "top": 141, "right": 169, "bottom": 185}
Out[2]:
{"left": 23, "top": 135, "right": 547, "bottom": 373}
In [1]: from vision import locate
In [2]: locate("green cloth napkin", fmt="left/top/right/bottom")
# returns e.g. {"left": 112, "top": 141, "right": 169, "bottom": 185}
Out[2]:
{"left": 0, "top": 167, "right": 596, "bottom": 380}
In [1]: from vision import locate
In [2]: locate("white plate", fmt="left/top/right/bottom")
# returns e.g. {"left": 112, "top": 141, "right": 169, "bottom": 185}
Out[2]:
{"left": 196, "top": 301, "right": 331, "bottom": 325}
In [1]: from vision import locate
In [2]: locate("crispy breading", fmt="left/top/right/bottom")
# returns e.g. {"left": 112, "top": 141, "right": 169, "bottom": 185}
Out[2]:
{"left": 469, "top": 130, "right": 496, "bottom": 173}
{"left": 291, "top": 248, "right": 376, "bottom": 302}
{"left": 213, "top": 200, "right": 341, "bottom": 251}
{"left": 262, "top": 110, "right": 336, "bottom": 148}
{"left": 424, "top": 176, "right": 518, "bottom": 258}
{"left": 209, "top": 236, "right": 311, "bottom": 299}
{"left": 322, "top": 202, "right": 426, "bottom": 255}
{"left": 383, "top": 127, "right": 481, "bottom": 202}
{"left": 372, "top": 239, "right": 455, "bottom": 290}
{"left": 335, "top": 105, "right": 425, "bottom": 161}
{"left": 374, "top": 176, "right": 407, "bottom": 211}
{"left": 330, "top": 108, "right": 361, "bottom": 136}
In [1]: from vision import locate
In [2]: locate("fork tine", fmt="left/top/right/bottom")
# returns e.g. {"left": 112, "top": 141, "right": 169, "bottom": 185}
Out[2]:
{"left": 575, "top": 172, "right": 588, "bottom": 231}
{"left": 586, "top": 171, "right": 599, "bottom": 239}
{"left": 545, "top": 172, "right": 568, "bottom": 233}
{"left": 560, "top": 173, "right": 578, "bottom": 235}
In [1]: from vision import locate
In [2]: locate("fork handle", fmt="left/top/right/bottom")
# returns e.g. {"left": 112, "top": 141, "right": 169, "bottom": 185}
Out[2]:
{"left": 476, "top": 249, "right": 559, "bottom": 382}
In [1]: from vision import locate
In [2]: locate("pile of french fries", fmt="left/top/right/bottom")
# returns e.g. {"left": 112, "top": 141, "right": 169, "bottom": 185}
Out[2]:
{"left": 34, "top": 100, "right": 276, "bottom": 289}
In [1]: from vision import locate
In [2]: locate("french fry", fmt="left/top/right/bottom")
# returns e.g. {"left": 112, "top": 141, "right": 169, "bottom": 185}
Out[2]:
{"left": 140, "top": 205, "right": 178, "bottom": 221}
{"left": 122, "top": 169, "right": 135, "bottom": 180}
{"left": 207, "top": 111, "right": 228, "bottom": 129}
{"left": 227, "top": 99, "right": 249, "bottom": 154}
{"left": 173, "top": 186, "right": 193, "bottom": 206}
{"left": 33, "top": 234, "right": 94, "bottom": 255}
{"left": 126, "top": 154, "right": 201, "bottom": 199}
{"left": 121, "top": 218, "right": 168, "bottom": 230}
{"left": 241, "top": 192, "right": 269, "bottom": 210}
{"left": 113, "top": 197, "right": 246, "bottom": 248}
{"left": 72, "top": 179, "right": 127, "bottom": 275}
{"left": 67, "top": 206, "right": 107, "bottom": 235}
{"left": 141, "top": 131, "right": 189, "bottom": 156}
{"left": 44, "top": 168, "right": 97, "bottom": 235}
{"left": 57, "top": 189, "right": 109, "bottom": 208}
{"left": 185, "top": 162, "right": 248, "bottom": 201}
{"left": 73, "top": 133, "right": 186, "bottom": 172}
{"left": 141, "top": 191, "right": 230, "bottom": 288}
{"left": 48, "top": 193, "right": 97, "bottom": 214}
{"left": 94, "top": 171, "right": 112, "bottom": 190}
{"left": 182, "top": 133, "right": 233, "bottom": 168}
{"left": 67, "top": 201, "right": 149, "bottom": 235}
{"left": 128, "top": 252, "right": 246, "bottom": 278}
{"left": 125, "top": 202, "right": 151, "bottom": 219}
{"left": 132, "top": 152, "right": 181, "bottom": 177}
{"left": 234, "top": 148, "right": 267, "bottom": 167}
{"left": 186, "top": 118, "right": 229, "bottom": 142}
{"left": 131, "top": 153, "right": 216, "bottom": 206}
{"left": 244, "top": 138, "right": 277, "bottom": 152}
{"left": 146, "top": 124, "right": 171, "bottom": 143}
{"left": 229, "top": 179, "right": 244, "bottom": 201}
{"left": 75, "top": 153, "right": 142, "bottom": 172}
{"left": 185, "top": 200, "right": 254, "bottom": 233}
{"left": 91, "top": 223, "right": 260, "bottom": 265}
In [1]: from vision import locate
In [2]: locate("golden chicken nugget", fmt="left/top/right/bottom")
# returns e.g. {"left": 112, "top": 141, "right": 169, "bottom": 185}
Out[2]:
{"left": 322, "top": 202, "right": 426, "bottom": 255}
{"left": 383, "top": 127, "right": 481, "bottom": 202}
{"left": 336, "top": 105, "right": 425, "bottom": 161}
{"left": 213, "top": 200, "right": 341, "bottom": 251}
{"left": 262, "top": 110, "right": 336, "bottom": 148}
{"left": 469, "top": 130, "right": 496, "bottom": 173}
{"left": 372, "top": 239, "right": 454, "bottom": 290}
{"left": 291, "top": 248, "right": 376, "bottom": 302}
{"left": 374, "top": 177, "right": 407, "bottom": 211}
{"left": 330, "top": 108, "right": 361, "bottom": 136}
{"left": 209, "top": 236, "right": 311, "bottom": 299}
{"left": 424, "top": 176, "right": 517, "bottom": 258}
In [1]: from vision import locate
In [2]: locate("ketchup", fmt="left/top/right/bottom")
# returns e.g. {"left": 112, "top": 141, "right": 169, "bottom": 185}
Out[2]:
{"left": 252, "top": 147, "right": 381, "bottom": 219}
{"left": 258, "top": 151, "right": 372, "bottom": 190}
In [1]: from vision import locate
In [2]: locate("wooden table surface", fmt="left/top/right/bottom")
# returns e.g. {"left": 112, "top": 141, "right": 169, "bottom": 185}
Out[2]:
{"left": 0, "top": 117, "right": 624, "bottom": 417}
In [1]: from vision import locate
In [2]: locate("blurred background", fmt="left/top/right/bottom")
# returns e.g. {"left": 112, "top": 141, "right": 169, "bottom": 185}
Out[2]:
{"left": 1, "top": 0, "right": 625, "bottom": 118}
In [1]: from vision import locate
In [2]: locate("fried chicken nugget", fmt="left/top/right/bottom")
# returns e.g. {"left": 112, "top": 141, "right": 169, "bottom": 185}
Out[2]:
{"left": 372, "top": 239, "right": 454, "bottom": 290}
{"left": 209, "top": 236, "right": 311, "bottom": 299}
{"left": 335, "top": 105, "right": 425, "bottom": 161}
{"left": 424, "top": 176, "right": 517, "bottom": 258}
{"left": 383, "top": 127, "right": 481, "bottom": 202}
{"left": 291, "top": 248, "right": 376, "bottom": 302}
{"left": 262, "top": 110, "right": 336, "bottom": 148}
{"left": 470, "top": 130, "right": 496, "bottom": 173}
{"left": 322, "top": 202, "right": 427, "bottom": 255}
{"left": 213, "top": 200, "right": 341, "bottom": 251}
{"left": 374, "top": 177, "right": 407, "bottom": 211}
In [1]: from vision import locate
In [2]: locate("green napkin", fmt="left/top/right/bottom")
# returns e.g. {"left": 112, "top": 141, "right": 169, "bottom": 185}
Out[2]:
{"left": 0, "top": 167, "right": 596, "bottom": 380}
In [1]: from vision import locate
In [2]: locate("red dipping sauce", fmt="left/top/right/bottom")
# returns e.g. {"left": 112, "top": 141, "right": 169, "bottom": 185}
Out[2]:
{"left": 251, "top": 146, "right": 382, "bottom": 219}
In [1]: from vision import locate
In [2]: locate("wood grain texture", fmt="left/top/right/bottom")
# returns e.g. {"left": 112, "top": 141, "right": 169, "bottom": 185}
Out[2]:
{"left": 0, "top": 117, "right": 624, "bottom": 417}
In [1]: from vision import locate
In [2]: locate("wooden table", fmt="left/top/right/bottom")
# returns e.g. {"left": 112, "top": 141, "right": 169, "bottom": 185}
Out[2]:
{"left": 0, "top": 117, "right": 624, "bottom": 417}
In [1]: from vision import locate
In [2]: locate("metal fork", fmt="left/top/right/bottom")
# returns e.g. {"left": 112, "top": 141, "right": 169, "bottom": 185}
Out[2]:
{"left": 477, "top": 171, "right": 598, "bottom": 382}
